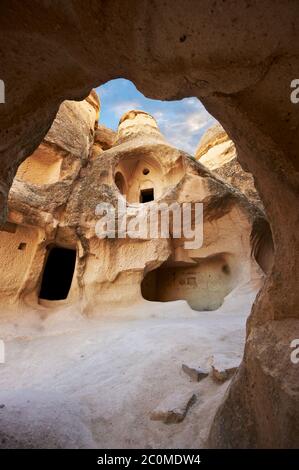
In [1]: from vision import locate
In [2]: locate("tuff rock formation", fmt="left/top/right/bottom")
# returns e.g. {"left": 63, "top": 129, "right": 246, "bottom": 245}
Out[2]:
{"left": 91, "top": 125, "right": 116, "bottom": 157}
{"left": 195, "top": 123, "right": 262, "bottom": 209}
{"left": 0, "top": 105, "right": 266, "bottom": 316}
{"left": 0, "top": 1, "right": 299, "bottom": 449}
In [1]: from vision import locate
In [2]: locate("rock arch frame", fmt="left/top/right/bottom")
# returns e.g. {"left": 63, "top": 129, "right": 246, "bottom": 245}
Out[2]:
{"left": 0, "top": 0, "right": 298, "bottom": 448}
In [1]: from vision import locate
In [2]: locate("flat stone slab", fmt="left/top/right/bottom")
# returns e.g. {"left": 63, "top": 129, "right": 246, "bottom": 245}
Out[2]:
{"left": 182, "top": 363, "right": 209, "bottom": 382}
{"left": 210, "top": 353, "right": 240, "bottom": 383}
{"left": 150, "top": 390, "right": 197, "bottom": 424}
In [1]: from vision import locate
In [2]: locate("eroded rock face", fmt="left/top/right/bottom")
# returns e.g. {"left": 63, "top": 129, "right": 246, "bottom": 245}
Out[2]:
{"left": 92, "top": 125, "right": 116, "bottom": 156}
{"left": 0, "top": 106, "right": 265, "bottom": 315}
{"left": 0, "top": 91, "right": 99, "bottom": 306}
{"left": 195, "top": 123, "right": 261, "bottom": 209}
{"left": 0, "top": 1, "right": 299, "bottom": 448}
{"left": 196, "top": 124, "right": 228, "bottom": 160}
{"left": 209, "top": 319, "right": 299, "bottom": 448}
{"left": 195, "top": 124, "right": 274, "bottom": 276}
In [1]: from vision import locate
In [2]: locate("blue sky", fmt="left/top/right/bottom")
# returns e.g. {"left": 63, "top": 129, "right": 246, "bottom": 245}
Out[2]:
{"left": 95, "top": 79, "right": 215, "bottom": 155}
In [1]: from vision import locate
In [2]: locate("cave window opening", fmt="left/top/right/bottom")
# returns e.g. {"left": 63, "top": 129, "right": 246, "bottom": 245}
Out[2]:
{"left": 18, "top": 242, "right": 27, "bottom": 251}
{"left": 140, "top": 188, "right": 154, "bottom": 203}
{"left": 39, "top": 246, "right": 76, "bottom": 301}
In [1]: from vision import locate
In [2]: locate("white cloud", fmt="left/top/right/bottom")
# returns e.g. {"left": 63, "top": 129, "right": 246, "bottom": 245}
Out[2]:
{"left": 185, "top": 112, "right": 208, "bottom": 132}
{"left": 156, "top": 107, "right": 215, "bottom": 155}
{"left": 96, "top": 79, "right": 215, "bottom": 155}
{"left": 110, "top": 100, "right": 141, "bottom": 118}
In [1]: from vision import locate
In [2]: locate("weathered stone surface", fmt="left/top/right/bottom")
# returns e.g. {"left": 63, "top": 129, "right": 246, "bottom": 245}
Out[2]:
{"left": 196, "top": 123, "right": 229, "bottom": 160}
{"left": 210, "top": 354, "right": 239, "bottom": 383}
{"left": 182, "top": 364, "right": 209, "bottom": 382}
{"left": 208, "top": 320, "right": 299, "bottom": 448}
{"left": 0, "top": 107, "right": 265, "bottom": 313}
{"left": 0, "top": 1, "right": 298, "bottom": 448}
{"left": 196, "top": 123, "right": 262, "bottom": 210}
{"left": 150, "top": 391, "right": 197, "bottom": 424}
{"left": 92, "top": 125, "right": 116, "bottom": 156}
{"left": 44, "top": 93, "right": 99, "bottom": 161}
{"left": 16, "top": 91, "right": 99, "bottom": 186}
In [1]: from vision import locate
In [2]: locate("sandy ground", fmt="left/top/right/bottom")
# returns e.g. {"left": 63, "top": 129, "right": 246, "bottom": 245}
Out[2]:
{"left": 0, "top": 281, "right": 259, "bottom": 448}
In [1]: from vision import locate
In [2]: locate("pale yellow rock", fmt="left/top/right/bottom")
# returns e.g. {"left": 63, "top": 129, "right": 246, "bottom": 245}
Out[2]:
{"left": 0, "top": 105, "right": 269, "bottom": 316}
{"left": 195, "top": 123, "right": 261, "bottom": 209}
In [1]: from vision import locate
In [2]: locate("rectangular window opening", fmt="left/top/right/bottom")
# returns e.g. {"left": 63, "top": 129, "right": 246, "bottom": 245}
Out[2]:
{"left": 140, "top": 188, "right": 154, "bottom": 203}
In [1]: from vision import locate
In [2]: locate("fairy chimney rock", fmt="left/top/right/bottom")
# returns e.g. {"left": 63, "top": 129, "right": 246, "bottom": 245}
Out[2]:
{"left": 115, "top": 110, "right": 166, "bottom": 146}
{"left": 195, "top": 123, "right": 262, "bottom": 209}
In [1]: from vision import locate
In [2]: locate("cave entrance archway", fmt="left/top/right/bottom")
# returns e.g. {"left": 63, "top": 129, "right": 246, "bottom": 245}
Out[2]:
{"left": 39, "top": 246, "right": 76, "bottom": 301}
{"left": 141, "top": 253, "right": 238, "bottom": 311}
{"left": 1, "top": 2, "right": 297, "bottom": 449}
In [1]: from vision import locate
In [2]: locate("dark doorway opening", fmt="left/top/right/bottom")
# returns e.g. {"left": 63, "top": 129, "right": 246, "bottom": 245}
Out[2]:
{"left": 39, "top": 246, "right": 76, "bottom": 301}
{"left": 140, "top": 188, "right": 154, "bottom": 203}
